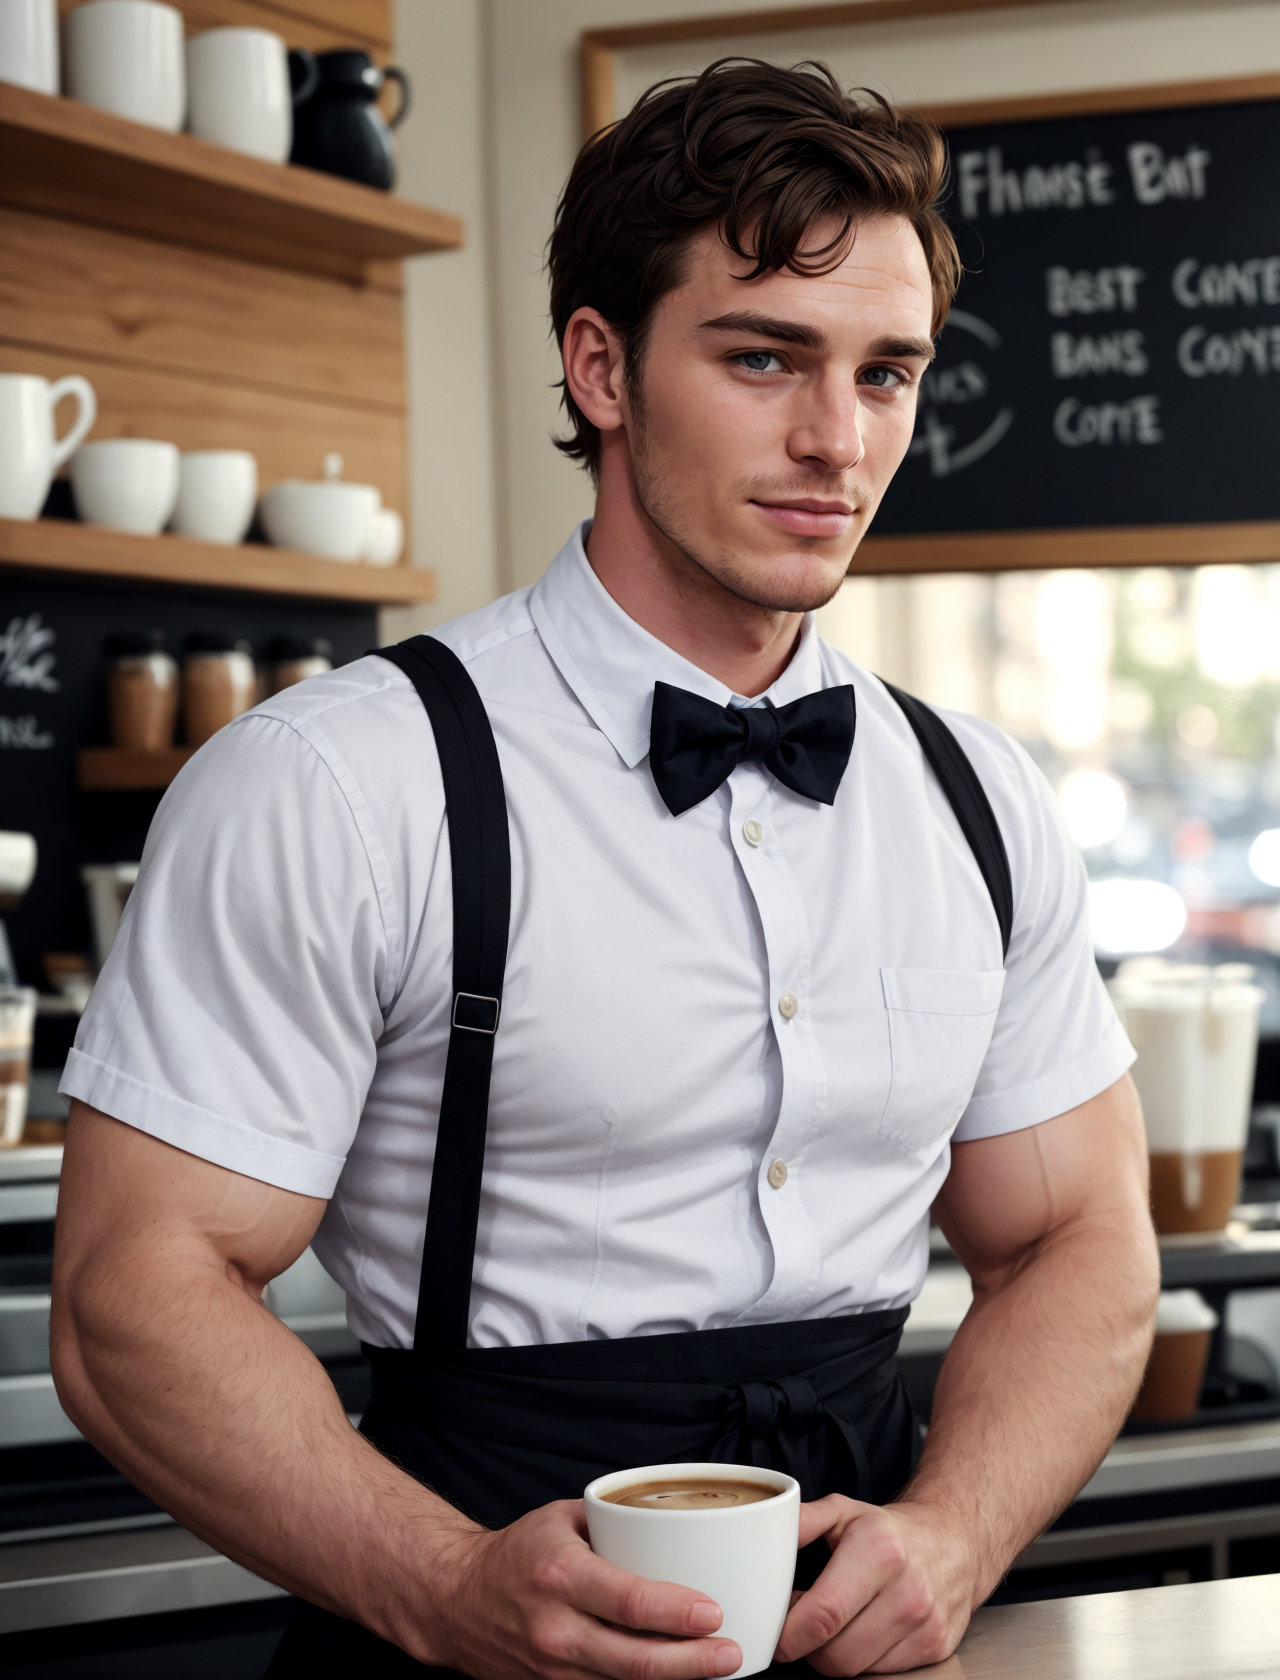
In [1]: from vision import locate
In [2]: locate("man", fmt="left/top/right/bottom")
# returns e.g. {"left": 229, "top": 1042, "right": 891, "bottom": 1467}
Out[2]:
{"left": 52, "top": 60, "right": 1158, "bottom": 1678}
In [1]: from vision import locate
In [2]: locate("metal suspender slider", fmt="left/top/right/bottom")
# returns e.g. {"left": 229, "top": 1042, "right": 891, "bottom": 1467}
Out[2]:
{"left": 453, "top": 992, "right": 501, "bottom": 1034}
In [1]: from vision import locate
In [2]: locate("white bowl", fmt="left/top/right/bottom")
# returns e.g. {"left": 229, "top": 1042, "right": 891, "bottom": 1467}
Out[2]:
{"left": 259, "top": 479, "right": 379, "bottom": 562}
{"left": 70, "top": 438, "right": 180, "bottom": 535}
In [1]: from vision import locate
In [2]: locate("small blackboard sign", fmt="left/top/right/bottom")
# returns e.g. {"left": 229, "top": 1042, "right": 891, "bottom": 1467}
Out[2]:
{"left": 875, "top": 86, "right": 1280, "bottom": 538}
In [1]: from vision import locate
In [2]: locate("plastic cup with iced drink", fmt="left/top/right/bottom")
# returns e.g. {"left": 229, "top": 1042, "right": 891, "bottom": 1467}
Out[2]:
{"left": 1111, "top": 962, "right": 1264, "bottom": 1239}
{"left": 0, "top": 987, "right": 36, "bottom": 1147}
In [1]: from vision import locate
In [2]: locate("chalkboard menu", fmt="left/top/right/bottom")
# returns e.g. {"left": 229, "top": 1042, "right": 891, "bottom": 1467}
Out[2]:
{"left": 874, "top": 92, "right": 1280, "bottom": 535}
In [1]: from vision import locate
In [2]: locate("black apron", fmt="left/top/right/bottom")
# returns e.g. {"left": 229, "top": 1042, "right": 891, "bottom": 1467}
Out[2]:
{"left": 267, "top": 637, "right": 1011, "bottom": 1676}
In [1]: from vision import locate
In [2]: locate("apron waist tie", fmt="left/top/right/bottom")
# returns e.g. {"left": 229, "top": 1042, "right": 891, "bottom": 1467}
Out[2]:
{"left": 731, "top": 1373, "right": 873, "bottom": 1500}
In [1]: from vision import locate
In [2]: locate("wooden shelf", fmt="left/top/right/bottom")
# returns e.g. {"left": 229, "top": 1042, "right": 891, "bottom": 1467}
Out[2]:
{"left": 78, "top": 747, "right": 194, "bottom": 791}
{"left": 0, "top": 518, "right": 438, "bottom": 604}
{"left": 0, "top": 82, "right": 463, "bottom": 281}
{"left": 856, "top": 521, "right": 1280, "bottom": 575}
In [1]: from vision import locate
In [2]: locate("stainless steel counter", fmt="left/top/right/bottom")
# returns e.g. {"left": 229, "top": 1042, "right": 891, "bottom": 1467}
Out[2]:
{"left": 0, "top": 1524, "right": 284, "bottom": 1635}
{"left": 928, "top": 1572, "right": 1280, "bottom": 1677}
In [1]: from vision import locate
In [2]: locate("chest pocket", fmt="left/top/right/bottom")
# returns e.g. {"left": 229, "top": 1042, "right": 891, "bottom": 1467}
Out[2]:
{"left": 878, "top": 967, "right": 1006, "bottom": 1156}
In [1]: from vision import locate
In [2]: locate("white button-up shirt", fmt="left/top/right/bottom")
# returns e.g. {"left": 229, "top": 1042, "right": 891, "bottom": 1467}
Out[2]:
{"left": 63, "top": 522, "right": 1133, "bottom": 1350}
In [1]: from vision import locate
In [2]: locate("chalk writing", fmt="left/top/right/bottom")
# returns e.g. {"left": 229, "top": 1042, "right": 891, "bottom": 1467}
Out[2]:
{"left": 957, "top": 146, "right": 1114, "bottom": 218}
{"left": 1051, "top": 331, "right": 1148, "bottom": 378}
{"left": 1178, "top": 324, "right": 1280, "bottom": 376}
{"left": 1128, "top": 143, "right": 1211, "bottom": 205}
{"left": 1053, "top": 395, "right": 1163, "bottom": 446}
{"left": 0, "top": 714, "right": 53, "bottom": 750}
{"left": 920, "top": 362, "right": 988, "bottom": 405}
{"left": 0, "top": 615, "right": 58, "bottom": 693}
{"left": 1173, "top": 257, "right": 1280, "bottom": 308}
{"left": 1046, "top": 265, "right": 1145, "bottom": 316}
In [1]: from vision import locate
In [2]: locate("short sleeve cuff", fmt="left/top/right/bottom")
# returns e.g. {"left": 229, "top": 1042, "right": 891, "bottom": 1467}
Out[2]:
{"left": 60, "top": 1048, "right": 345, "bottom": 1199}
{"left": 952, "top": 1016, "right": 1136, "bottom": 1143}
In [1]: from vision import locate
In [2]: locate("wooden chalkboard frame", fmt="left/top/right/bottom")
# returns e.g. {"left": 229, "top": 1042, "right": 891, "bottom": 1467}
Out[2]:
{"left": 580, "top": 11, "right": 1280, "bottom": 575}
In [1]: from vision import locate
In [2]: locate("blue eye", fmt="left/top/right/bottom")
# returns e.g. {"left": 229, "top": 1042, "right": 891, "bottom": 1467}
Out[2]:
{"left": 861, "top": 366, "right": 905, "bottom": 388}
{"left": 736, "top": 351, "right": 783, "bottom": 373}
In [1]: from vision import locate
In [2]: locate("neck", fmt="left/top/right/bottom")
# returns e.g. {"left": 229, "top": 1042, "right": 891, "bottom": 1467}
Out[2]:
{"left": 583, "top": 438, "right": 803, "bottom": 699}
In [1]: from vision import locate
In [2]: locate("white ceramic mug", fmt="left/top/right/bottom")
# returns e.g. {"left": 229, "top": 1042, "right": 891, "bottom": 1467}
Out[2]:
{"left": 171, "top": 450, "right": 257, "bottom": 544}
{"left": 0, "top": 0, "right": 58, "bottom": 94}
{"left": 70, "top": 438, "right": 179, "bottom": 534}
{"left": 186, "top": 28, "right": 291, "bottom": 163}
{"left": 365, "top": 507, "right": 404, "bottom": 565}
{"left": 585, "top": 1464, "right": 800, "bottom": 1679}
{"left": 0, "top": 373, "right": 97, "bottom": 520}
{"left": 63, "top": 0, "right": 185, "bottom": 132}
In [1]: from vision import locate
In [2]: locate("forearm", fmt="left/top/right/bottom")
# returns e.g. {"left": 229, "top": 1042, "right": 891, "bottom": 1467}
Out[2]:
{"left": 898, "top": 1208, "right": 1158, "bottom": 1601}
{"left": 51, "top": 1242, "right": 475, "bottom": 1658}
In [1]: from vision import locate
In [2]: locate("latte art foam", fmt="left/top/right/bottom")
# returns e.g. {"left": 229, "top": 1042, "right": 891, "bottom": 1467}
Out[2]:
{"left": 602, "top": 1478, "right": 778, "bottom": 1510}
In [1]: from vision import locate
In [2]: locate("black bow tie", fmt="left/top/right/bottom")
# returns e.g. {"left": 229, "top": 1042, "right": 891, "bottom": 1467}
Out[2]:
{"left": 648, "top": 681, "right": 856, "bottom": 816}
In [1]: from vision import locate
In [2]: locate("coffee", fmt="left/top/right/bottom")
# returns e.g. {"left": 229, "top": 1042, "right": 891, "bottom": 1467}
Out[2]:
{"left": 1131, "top": 1289, "right": 1217, "bottom": 1421}
{"left": 1149, "top": 1150, "right": 1244, "bottom": 1235}
{"left": 602, "top": 1478, "right": 778, "bottom": 1511}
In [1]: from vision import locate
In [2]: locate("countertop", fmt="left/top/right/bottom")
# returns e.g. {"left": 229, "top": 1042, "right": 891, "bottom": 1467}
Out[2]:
{"left": 919, "top": 1573, "right": 1280, "bottom": 1677}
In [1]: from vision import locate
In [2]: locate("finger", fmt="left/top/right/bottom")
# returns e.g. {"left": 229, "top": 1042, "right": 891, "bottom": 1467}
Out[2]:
{"left": 805, "top": 1584, "right": 943, "bottom": 1677}
{"left": 565, "top": 1616, "right": 743, "bottom": 1680}
{"left": 796, "top": 1494, "right": 866, "bottom": 1549}
{"left": 775, "top": 1526, "right": 905, "bottom": 1662}
{"left": 571, "top": 1551, "right": 728, "bottom": 1638}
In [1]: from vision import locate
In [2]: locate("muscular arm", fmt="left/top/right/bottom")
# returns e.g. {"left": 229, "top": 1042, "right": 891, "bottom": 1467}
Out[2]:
{"left": 52, "top": 1103, "right": 740, "bottom": 1679}
{"left": 776, "top": 1073, "right": 1160, "bottom": 1674}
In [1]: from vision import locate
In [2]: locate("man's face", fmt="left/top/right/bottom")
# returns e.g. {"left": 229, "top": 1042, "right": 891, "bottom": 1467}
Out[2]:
{"left": 622, "top": 215, "right": 935, "bottom": 614}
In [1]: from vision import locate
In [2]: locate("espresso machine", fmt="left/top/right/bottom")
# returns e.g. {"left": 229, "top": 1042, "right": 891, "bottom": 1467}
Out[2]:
{"left": 0, "top": 829, "right": 36, "bottom": 986}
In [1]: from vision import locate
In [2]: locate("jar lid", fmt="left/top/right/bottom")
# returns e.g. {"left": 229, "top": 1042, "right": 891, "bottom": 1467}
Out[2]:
{"left": 184, "top": 630, "right": 247, "bottom": 655}
{"left": 265, "top": 635, "right": 333, "bottom": 663}
{"left": 105, "top": 629, "right": 166, "bottom": 657}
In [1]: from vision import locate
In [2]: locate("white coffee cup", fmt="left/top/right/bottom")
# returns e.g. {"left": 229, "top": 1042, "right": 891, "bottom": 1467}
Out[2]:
{"left": 585, "top": 1464, "right": 800, "bottom": 1679}
{"left": 186, "top": 28, "right": 291, "bottom": 163}
{"left": 365, "top": 507, "right": 404, "bottom": 565}
{"left": 0, "top": 0, "right": 58, "bottom": 94}
{"left": 63, "top": 0, "right": 185, "bottom": 132}
{"left": 171, "top": 449, "right": 257, "bottom": 544}
{"left": 0, "top": 373, "right": 97, "bottom": 520}
{"left": 70, "top": 438, "right": 179, "bottom": 534}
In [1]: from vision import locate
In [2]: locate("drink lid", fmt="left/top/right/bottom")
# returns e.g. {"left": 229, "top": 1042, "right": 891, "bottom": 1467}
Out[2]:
{"left": 1155, "top": 1289, "right": 1218, "bottom": 1333}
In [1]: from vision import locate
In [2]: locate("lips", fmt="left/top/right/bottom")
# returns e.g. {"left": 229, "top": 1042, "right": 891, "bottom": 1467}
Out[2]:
{"left": 750, "top": 500, "right": 854, "bottom": 539}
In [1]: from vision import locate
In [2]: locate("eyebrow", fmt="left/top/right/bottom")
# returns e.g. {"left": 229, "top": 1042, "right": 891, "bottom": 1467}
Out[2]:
{"left": 697, "top": 312, "right": 936, "bottom": 363}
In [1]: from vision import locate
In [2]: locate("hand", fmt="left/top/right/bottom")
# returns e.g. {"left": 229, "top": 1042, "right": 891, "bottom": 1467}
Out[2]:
{"left": 774, "top": 1497, "right": 978, "bottom": 1675}
{"left": 413, "top": 1497, "right": 743, "bottom": 1680}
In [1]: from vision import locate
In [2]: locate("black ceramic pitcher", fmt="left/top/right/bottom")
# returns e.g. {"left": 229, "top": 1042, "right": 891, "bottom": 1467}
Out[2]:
{"left": 288, "top": 50, "right": 411, "bottom": 191}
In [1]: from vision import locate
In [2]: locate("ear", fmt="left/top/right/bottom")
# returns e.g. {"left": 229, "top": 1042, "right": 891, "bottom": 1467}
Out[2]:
{"left": 562, "top": 306, "right": 628, "bottom": 436}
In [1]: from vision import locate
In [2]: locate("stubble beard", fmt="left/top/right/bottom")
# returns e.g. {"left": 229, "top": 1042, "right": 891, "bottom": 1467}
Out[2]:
{"left": 627, "top": 384, "right": 869, "bottom": 617}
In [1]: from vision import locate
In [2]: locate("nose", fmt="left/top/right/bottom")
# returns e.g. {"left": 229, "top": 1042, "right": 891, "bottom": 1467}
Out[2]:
{"left": 786, "top": 375, "right": 864, "bottom": 473}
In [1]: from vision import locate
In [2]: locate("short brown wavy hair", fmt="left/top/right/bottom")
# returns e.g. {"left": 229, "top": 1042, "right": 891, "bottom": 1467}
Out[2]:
{"left": 548, "top": 59, "right": 961, "bottom": 477}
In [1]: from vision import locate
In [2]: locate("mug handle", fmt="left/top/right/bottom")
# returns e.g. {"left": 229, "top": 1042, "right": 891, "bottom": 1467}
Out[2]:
{"left": 289, "top": 48, "right": 320, "bottom": 108}
{"left": 382, "top": 66, "right": 411, "bottom": 129}
{"left": 47, "top": 376, "right": 97, "bottom": 470}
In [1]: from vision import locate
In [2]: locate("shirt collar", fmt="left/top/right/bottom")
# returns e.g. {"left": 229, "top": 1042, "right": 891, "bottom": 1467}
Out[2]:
{"left": 529, "top": 520, "right": 826, "bottom": 769}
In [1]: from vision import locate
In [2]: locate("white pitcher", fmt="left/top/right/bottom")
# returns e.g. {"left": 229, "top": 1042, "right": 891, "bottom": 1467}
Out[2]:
{"left": 0, "top": 374, "right": 97, "bottom": 520}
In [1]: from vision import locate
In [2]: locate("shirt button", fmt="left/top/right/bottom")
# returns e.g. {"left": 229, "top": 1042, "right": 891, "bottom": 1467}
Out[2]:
{"left": 767, "top": 1159, "right": 788, "bottom": 1189}
{"left": 743, "top": 819, "right": 765, "bottom": 847}
{"left": 778, "top": 990, "right": 799, "bottom": 1019}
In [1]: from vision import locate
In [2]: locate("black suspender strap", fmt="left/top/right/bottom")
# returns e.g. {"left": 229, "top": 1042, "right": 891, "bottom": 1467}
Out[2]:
{"left": 376, "top": 636, "right": 511, "bottom": 1352}
{"left": 881, "top": 680, "right": 1014, "bottom": 962}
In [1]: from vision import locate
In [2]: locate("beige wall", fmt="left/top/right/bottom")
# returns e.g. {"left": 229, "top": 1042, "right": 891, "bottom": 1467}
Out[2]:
{"left": 384, "top": 0, "right": 500, "bottom": 641}
{"left": 395, "top": 0, "right": 1280, "bottom": 633}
